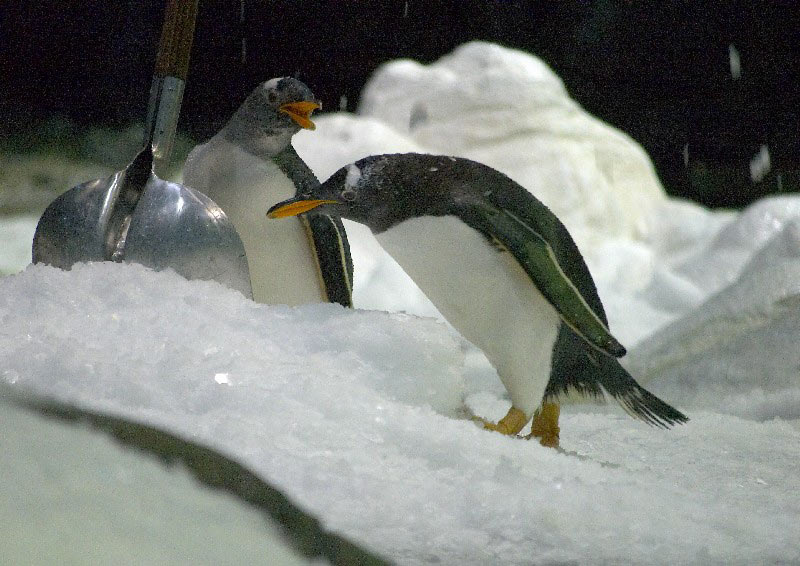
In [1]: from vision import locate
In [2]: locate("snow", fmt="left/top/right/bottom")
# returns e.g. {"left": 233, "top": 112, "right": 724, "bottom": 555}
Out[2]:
{"left": 2, "top": 263, "right": 799, "bottom": 565}
{"left": 2, "top": 40, "right": 800, "bottom": 564}
{"left": 628, "top": 218, "right": 800, "bottom": 421}
{"left": 344, "top": 163, "right": 362, "bottom": 188}
{"left": 729, "top": 44, "right": 741, "bottom": 80}
{"left": 1, "top": 389, "right": 311, "bottom": 566}
{"left": 750, "top": 144, "right": 771, "bottom": 182}
{"left": 0, "top": 213, "right": 38, "bottom": 276}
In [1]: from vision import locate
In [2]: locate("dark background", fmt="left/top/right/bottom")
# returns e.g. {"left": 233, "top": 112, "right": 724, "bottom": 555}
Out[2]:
{"left": 2, "top": 0, "right": 798, "bottom": 208}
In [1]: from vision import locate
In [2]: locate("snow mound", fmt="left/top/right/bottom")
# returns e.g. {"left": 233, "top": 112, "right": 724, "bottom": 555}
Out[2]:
{"left": 584, "top": 196, "right": 800, "bottom": 347}
{"left": 0, "top": 263, "right": 464, "bottom": 420}
{"left": 628, "top": 218, "right": 800, "bottom": 420}
{"left": 2, "top": 263, "right": 800, "bottom": 565}
{"left": 672, "top": 195, "right": 800, "bottom": 295}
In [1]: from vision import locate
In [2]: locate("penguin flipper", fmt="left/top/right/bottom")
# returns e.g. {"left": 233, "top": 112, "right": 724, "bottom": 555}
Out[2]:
{"left": 302, "top": 213, "right": 354, "bottom": 308}
{"left": 464, "top": 202, "right": 626, "bottom": 358}
{"left": 546, "top": 325, "right": 689, "bottom": 428}
{"left": 274, "top": 146, "right": 354, "bottom": 308}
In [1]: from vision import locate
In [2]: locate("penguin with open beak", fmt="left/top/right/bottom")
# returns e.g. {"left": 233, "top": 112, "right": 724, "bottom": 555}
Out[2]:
{"left": 268, "top": 153, "right": 687, "bottom": 447}
{"left": 183, "top": 77, "right": 352, "bottom": 306}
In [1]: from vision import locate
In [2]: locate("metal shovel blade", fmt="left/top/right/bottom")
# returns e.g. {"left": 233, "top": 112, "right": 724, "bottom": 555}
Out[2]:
{"left": 33, "top": 146, "right": 253, "bottom": 298}
{"left": 31, "top": 0, "right": 253, "bottom": 299}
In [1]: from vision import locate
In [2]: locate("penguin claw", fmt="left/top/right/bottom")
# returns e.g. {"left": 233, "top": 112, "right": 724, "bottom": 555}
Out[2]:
{"left": 526, "top": 430, "right": 560, "bottom": 448}
{"left": 477, "top": 406, "right": 529, "bottom": 436}
{"left": 525, "top": 402, "right": 561, "bottom": 448}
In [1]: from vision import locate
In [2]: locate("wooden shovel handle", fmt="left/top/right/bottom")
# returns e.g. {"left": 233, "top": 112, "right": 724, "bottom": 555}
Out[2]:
{"left": 153, "top": 0, "right": 199, "bottom": 80}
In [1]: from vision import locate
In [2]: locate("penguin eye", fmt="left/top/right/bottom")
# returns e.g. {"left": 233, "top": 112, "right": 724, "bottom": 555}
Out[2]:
{"left": 268, "top": 91, "right": 277, "bottom": 103}
{"left": 340, "top": 188, "right": 357, "bottom": 202}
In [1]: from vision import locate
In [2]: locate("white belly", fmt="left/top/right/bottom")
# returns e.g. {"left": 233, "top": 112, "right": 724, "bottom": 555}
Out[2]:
{"left": 183, "top": 140, "right": 326, "bottom": 305}
{"left": 376, "top": 215, "right": 560, "bottom": 416}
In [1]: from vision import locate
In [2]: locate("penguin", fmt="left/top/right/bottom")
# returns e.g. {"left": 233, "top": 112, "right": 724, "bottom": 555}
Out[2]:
{"left": 267, "top": 153, "right": 687, "bottom": 447}
{"left": 183, "top": 77, "right": 352, "bottom": 307}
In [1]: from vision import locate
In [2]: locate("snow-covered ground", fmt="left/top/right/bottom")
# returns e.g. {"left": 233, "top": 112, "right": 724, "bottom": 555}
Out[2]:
{"left": 0, "top": 213, "right": 38, "bottom": 276}
{"left": 2, "top": 385, "right": 375, "bottom": 566}
{"left": 2, "top": 263, "right": 798, "bottom": 565}
{"left": 2, "top": 41, "right": 800, "bottom": 564}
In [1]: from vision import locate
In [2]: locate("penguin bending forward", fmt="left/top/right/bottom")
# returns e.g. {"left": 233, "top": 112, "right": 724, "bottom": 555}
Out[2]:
{"left": 268, "top": 153, "right": 687, "bottom": 447}
{"left": 183, "top": 77, "right": 352, "bottom": 307}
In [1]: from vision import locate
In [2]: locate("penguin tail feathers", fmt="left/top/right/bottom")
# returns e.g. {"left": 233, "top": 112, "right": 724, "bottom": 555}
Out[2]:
{"left": 595, "top": 355, "right": 688, "bottom": 428}
{"left": 605, "top": 382, "right": 689, "bottom": 429}
{"left": 542, "top": 380, "right": 688, "bottom": 428}
{"left": 546, "top": 327, "right": 688, "bottom": 428}
{"left": 545, "top": 342, "right": 688, "bottom": 428}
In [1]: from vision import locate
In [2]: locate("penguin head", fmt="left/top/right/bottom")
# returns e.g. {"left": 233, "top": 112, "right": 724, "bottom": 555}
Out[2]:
{"left": 267, "top": 154, "right": 455, "bottom": 232}
{"left": 248, "top": 77, "right": 320, "bottom": 131}
{"left": 267, "top": 160, "right": 378, "bottom": 224}
{"left": 227, "top": 77, "right": 320, "bottom": 151}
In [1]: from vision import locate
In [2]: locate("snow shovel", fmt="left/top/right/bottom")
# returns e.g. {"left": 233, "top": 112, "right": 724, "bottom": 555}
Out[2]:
{"left": 32, "top": 0, "right": 253, "bottom": 299}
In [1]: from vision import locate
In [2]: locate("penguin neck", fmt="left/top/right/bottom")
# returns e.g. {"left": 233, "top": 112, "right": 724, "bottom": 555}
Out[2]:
{"left": 222, "top": 106, "right": 296, "bottom": 160}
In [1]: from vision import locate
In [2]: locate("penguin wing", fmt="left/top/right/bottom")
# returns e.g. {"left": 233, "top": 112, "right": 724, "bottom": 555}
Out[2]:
{"left": 274, "top": 146, "right": 354, "bottom": 308}
{"left": 302, "top": 213, "right": 354, "bottom": 308}
{"left": 460, "top": 200, "right": 626, "bottom": 358}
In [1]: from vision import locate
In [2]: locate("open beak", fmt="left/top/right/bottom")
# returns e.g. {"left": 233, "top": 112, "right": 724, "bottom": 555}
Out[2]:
{"left": 267, "top": 197, "right": 339, "bottom": 218}
{"left": 279, "top": 101, "right": 321, "bottom": 130}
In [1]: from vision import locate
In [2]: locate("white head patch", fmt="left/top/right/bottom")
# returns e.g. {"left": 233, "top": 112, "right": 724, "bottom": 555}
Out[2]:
{"left": 345, "top": 164, "right": 362, "bottom": 188}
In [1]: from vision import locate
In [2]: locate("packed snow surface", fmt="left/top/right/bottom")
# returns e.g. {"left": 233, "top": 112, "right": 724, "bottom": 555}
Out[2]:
{"left": 1, "top": 390, "right": 309, "bottom": 566}
{"left": 3, "top": 41, "right": 800, "bottom": 564}
{"left": 1, "top": 263, "right": 799, "bottom": 565}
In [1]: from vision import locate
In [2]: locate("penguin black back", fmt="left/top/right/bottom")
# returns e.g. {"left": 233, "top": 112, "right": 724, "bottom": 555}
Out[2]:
{"left": 319, "top": 153, "right": 607, "bottom": 322}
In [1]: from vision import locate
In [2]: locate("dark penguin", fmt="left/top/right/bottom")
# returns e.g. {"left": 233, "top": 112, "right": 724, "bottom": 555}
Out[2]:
{"left": 183, "top": 77, "right": 352, "bottom": 307}
{"left": 267, "top": 153, "right": 687, "bottom": 446}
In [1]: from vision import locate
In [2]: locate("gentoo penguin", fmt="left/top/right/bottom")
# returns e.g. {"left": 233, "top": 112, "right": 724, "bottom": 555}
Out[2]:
{"left": 183, "top": 77, "right": 352, "bottom": 306}
{"left": 268, "top": 153, "right": 687, "bottom": 447}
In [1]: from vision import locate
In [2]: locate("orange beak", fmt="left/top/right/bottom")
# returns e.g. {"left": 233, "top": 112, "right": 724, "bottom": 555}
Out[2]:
{"left": 279, "top": 101, "right": 321, "bottom": 130}
{"left": 267, "top": 198, "right": 339, "bottom": 218}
